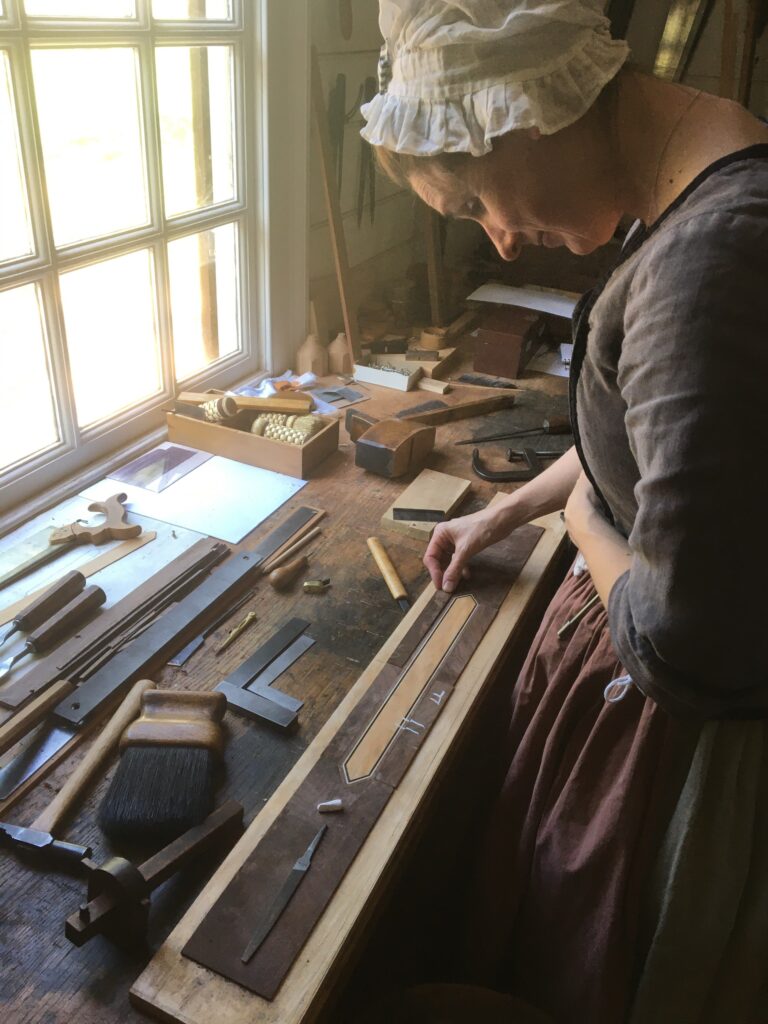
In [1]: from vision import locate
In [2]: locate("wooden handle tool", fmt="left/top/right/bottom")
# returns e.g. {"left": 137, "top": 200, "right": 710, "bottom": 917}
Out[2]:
{"left": 367, "top": 537, "right": 410, "bottom": 612}
{"left": 269, "top": 555, "right": 309, "bottom": 591}
{"left": 30, "top": 679, "right": 152, "bottom": 837}
{"left": 0, "top": 570, "right": 86, "bottom": 648}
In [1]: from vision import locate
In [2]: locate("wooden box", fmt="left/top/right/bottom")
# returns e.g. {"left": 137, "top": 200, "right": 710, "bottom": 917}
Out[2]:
{"left": 473, "top": 306, "right": 549, "bottom": 378}
{"left": 165, "top": 407, "right": 340, "bottom": 479}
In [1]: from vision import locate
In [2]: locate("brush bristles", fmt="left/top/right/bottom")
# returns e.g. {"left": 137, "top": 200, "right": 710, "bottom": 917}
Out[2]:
{"left": 98, "top": 747, "right": 217, "bottom": 845}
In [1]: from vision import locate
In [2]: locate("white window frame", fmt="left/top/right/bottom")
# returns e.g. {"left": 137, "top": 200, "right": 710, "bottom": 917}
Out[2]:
{"left": 0, "top": 0, "right": 309, "bottom": 529}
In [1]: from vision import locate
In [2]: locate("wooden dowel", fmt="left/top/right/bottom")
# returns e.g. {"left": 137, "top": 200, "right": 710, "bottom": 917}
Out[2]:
{"left": 366, "top": 537, "right": 407, "bottom": 603}
{"left": 263, "top": 529, "right": 322, "bottom": 574}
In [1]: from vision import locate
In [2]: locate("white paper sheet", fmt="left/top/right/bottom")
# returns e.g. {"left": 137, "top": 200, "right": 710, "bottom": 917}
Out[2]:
{"left": 467, "top": 282, "right": 579, "bottom": 319}
{"left": 81, "top": 456, "right": 306, "bottom": 544}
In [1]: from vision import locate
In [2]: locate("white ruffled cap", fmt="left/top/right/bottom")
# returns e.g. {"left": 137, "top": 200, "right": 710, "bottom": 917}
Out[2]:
{"left": 361, "top": 0, "right": 630, "bottom": 156}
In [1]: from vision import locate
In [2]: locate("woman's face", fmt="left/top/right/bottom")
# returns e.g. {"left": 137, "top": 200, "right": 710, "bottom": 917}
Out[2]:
{"left": 410, "top": 121, "right": 622, "bottom": 261}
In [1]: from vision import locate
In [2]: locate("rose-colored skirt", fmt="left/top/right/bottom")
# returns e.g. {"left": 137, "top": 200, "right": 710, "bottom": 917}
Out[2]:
{"left": 463, "top": 566, "right": 768, "bottom": 1024}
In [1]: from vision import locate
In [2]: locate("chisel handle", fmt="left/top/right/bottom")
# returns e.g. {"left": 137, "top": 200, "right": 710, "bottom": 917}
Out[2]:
{"left": 27, "top": 585, "right": 106, "bottom": 653}
{"left": 366, "top": 537, "right": 407, "bottom": 602}
{"left": 13, "top": 571, "right": 86, "bottom": 634}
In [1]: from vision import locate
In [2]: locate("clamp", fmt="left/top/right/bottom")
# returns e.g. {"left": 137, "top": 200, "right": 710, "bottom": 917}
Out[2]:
{"left": 472, "top": 447, "right": 560, "bottom": 482}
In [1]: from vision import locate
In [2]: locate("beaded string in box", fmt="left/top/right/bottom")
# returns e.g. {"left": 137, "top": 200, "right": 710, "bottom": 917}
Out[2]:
{"left": 250, "top": 413, "right": 325, "bottom": 446}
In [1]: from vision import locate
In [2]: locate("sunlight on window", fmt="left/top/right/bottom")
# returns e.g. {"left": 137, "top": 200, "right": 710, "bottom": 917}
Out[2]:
{"left": 0, "top": 285, "right": 59, "bottom": 472}
{"left": 153, "top": 0, "right": 231, "bottom": 20}
{"left": 24, "top": 1, "right": 135, "bottom": 17}
{"left": 31, "top": 47, "right": 148, "bottom": 246}
{"left": 0, "top": 52, "right": 34, "bottom": 264}
{"left": 156, "top": 45, "right": 235, "bottom": 218}
{"left": 60, "top": 250, "right": 162, "bottom": 427}
{"left": 168, "top": 222, "right": 240, "bottom": 380}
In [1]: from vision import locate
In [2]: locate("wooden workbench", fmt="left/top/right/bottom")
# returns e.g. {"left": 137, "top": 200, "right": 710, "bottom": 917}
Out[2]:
{"left": 0, "top": 375, "right": 570, "bottom": 1024}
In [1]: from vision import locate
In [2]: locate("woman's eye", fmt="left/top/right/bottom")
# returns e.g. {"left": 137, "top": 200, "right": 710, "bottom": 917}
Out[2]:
{"left": 462, "top": 198, "right": 483, "bottom": 219}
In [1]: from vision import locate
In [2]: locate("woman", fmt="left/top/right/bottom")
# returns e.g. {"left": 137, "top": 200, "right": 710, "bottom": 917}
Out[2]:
{"left": 361, "top": 2, "right": 768, "bottom": 1022}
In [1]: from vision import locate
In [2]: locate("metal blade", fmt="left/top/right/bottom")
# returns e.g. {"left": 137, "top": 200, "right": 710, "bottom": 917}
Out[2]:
{"left": 0, "top": 540, "right": 72, "bottom": 592}
{"left": 240, "top": 825, "right": 326, "bottom": 964}
{"left": 0, "top": 649, "right": 28, "bottom": 681}
{"left": 0, "top": 722, "right": 75, "bottom": 800}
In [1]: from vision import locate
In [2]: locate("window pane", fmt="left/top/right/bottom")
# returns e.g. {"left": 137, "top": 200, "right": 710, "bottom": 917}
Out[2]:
{"left": 156, "top": 45, "right": 235, "bottom": 217}
{"left": 153, "top": 0, "right": 231, "bottom": 20}
{"left": 25, "top": 1, "right": 136, "bottom": 16}
{"left": 31, "top": 48, "right": 148, "bottom": 246}
{"left": 168, "top": 222, "right": 240, "bottom": 381}
{"left": 61, "top": 250, "right": 162, "bottom": 427}
{"left": 0, "top": 53, "right": 34, "bottom": 264}
{"left": 0, "top": 285, "right": 59, "bottom": 471}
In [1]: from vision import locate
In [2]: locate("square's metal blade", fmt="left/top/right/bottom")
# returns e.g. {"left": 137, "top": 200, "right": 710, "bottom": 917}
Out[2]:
{"left": 0, "top": 722, "right": 74, "bottom": 800}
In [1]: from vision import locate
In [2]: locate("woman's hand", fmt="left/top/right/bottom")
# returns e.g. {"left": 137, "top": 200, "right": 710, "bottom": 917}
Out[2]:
{"left": 424, "top": 506, "right": 514, "bottom": 593}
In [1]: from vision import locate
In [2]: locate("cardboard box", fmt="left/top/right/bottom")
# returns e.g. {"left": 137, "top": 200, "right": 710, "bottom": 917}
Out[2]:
{"left": 473, "top": 306, "right": 550, "bottom": 378}
{"left": 165, "top": 406, "right": 339, "bottom": 479}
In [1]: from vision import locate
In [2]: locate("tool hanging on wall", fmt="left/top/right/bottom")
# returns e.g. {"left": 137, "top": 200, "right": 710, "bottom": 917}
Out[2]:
{"left": 66, "top": 800, "right": 244, "bottom": 949}
{"left": 98, "top": 689, "right": 227, "bottom": 845}
{"left": 356, "top": 76, "right": 377, "bottom": 227}
{"left": 0, "top": 494, "right": 142, "bottom": 591}
{"left": 0, "top": 585, "right": 106, "bottom": 681}
{"left": 327, "top": 73, "right": 347, "bottom": 196}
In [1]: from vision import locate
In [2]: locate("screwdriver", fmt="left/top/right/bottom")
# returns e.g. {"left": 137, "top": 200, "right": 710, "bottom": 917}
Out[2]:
{"left": 0, "top": 570, "right": 86, "bottom": 649}
{"left": 0, "top": 584, "right": 106, "bottom": 680}
{"left": 454, "top": 414, "right": 571, "bottom": 446}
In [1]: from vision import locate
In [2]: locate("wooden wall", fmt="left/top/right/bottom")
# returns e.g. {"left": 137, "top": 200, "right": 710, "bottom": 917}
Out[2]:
{"left": 624, "top": 0, "right": 767, "bottom": 113}
{"left": 309, "top": 0, "right": 419, "bottom": 339}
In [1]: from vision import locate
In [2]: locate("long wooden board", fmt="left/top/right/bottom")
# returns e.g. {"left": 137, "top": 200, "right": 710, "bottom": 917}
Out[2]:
{"left": 131, "top": 510, "right": 567, "bottom": 1023}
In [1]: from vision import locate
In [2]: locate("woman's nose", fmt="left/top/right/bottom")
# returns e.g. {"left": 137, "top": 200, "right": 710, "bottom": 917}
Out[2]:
{"left": 485, "top": 225, "right": 521, "bottom": 261}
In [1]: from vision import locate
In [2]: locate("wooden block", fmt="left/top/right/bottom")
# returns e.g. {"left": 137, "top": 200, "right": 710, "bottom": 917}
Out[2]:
{"left": 381, "top": 469, "right": 471, "bottom": 540}
{"left": 353, "top": 362, "right": 423, "bottom": 392}
{"left": 380, "top": 348, "right": 459, "bottom": 379}
{"left": 355, "top": 420, "right": 436, "bottom": 479}
{"left": 166, "top": 410, "right": 339, "bottom": 479}
{"left": 177, "top": 393, "right": 313, "bottom": 415}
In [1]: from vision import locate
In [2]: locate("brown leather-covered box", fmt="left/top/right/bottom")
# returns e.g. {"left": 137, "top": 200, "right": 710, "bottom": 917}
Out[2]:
{"left": 473, "top": 305, "right": 550, "bottom": 378}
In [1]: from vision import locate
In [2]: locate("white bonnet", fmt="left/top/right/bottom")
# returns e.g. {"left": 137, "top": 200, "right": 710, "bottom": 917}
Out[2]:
{"left": 361, "top": 0, "right": 630, "bottom": 156}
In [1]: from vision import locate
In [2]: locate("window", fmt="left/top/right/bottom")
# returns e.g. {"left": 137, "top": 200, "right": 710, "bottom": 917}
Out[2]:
{"left": 0, "top": 0, "right": 309, "bottom": 519}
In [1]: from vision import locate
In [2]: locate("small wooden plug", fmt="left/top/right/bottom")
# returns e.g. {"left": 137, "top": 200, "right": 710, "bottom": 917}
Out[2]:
{"left": 269, "top": 555, "right": 309, "bottom": 591}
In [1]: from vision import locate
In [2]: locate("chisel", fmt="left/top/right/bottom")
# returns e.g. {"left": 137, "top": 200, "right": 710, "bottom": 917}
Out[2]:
{"left": 366, "top": 537, "right": 410, "bottom": 612}
{"left": 0, "top": 570, "right": 86, "bottom": 648}
{"left": 454, "top": 414, "right": 571, "bottom": 446}
{"left": 0, "top": 585, "right": 106, "bottom": 681}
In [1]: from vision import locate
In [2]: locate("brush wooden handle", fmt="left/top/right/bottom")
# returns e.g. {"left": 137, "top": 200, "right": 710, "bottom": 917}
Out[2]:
{"left": 121, "top": 689, "right": 226, "bottom": 756}
{"left": 31, "top": 679, "right": 152, "bottom": 836}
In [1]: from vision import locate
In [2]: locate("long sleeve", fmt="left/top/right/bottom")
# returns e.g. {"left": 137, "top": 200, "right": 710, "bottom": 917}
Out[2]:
{"left": 606, "top": 207, "right": 768, "bottom": 718}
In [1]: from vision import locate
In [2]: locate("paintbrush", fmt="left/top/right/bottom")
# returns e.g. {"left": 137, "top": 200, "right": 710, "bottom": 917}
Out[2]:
{"left": 97, "top": 689, "right": 226, "bottom": 845}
